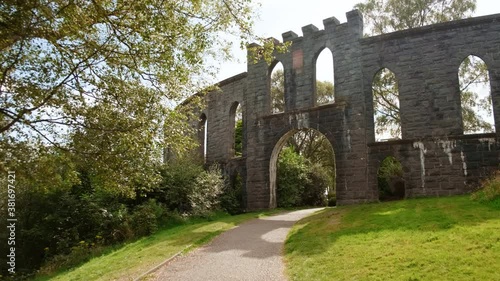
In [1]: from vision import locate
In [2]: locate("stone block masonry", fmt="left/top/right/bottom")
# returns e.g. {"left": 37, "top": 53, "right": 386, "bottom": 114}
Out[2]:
{"left": 185, "top": 10, "right": 500, "bottom": 210}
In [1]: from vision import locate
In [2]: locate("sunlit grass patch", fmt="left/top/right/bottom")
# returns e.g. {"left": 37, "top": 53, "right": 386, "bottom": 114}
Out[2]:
{"left": 285, "top": 196, "right": 500, "bottom": 281}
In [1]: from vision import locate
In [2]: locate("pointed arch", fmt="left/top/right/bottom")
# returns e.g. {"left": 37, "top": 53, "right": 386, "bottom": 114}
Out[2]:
{"left": 458, "top": 55, "right": 495, "bottom": 134}
{"left": 314, "top": 47, "right": 335, "bottom": 105}
{"left": 269, "top": 61, "right": 285, "bottom": 114}
{"left": 372, "top": 67, "right": 401, "bottom": 141}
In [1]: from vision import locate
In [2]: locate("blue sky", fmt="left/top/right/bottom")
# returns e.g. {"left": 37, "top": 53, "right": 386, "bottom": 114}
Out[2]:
{"left": 214, "top": 0, "right": 500, "bottom": 82}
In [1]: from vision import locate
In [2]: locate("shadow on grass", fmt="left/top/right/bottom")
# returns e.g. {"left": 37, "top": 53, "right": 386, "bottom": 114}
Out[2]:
{"left": 285, "top": 196, "right": 500, "bottom": 258}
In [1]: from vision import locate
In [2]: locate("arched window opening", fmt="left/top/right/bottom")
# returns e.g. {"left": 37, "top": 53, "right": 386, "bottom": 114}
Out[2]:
{"left": 198, "top": 113, "right": 207, "bottom": 161}
{"left": 373, "top": 68, "right": 401, "bottom": 141}
{"left": 377, "top": 156, "right": 405, "bottom": 201}
{"left": 270, "top": 62, "right": 285, "bottom": 114}
{"left": 229, "top": 102, "right": 243, "bottom": 157}
{"left": 315, "top": 48, "right": 335, "bottom": 105}
{"left": 459, "top": 55, "right": 495, "bottom": 134}
{"left": 269, "top": 128, "right": 336, "bottom": 208}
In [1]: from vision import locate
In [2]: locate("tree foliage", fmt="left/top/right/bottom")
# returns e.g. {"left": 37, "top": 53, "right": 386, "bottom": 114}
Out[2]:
{"left": 316, "top": 80, "right": 335, "bottom": 105}
{"left": 276, "top": 129, "right": 336, "bottom": 207}
{"left": 234, "top": 119, "right": 243, "bottom": 156}
{"left": 276, "top": 145, "right": 331, "bottom": 207}
{"left": 0, "top": 152, "right": 230, "bottom": 276}
{"left": 356, "top": 0, "right": 476, "bottom": 35}
{"left": 270, "top": 67, "right": 285, "bottom": 113}
{"left": 377, "top": 156, "right": 405, "bottom": 200}
{"left": 1, "top": 0, "right": 257, "bottom": 134}
{"left": 0, "top": 0, "right": 276, "bottom": 197}
{"left": 270, "top": 69, "right": 335, "bottom": 113}
{"left": 287, "top": 129, "right": 335, "bottom": 192}
{"left": 459, "top": 55, "right": 494, "bottom": 134}
{"left": 356, "top": 0, "right": 494, "bottom": 137}
{"left": 372, "top": 68, "right": 401, "bottom": 139}
{"left": 277, "top": 146, "right": 309, "bottom": 207}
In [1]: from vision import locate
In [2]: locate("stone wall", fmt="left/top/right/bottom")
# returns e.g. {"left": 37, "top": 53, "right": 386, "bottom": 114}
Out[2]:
{"left": 192, "top": 10, "right": 500, "bottom": 210}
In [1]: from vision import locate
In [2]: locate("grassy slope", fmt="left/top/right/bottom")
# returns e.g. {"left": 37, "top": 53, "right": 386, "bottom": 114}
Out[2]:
{"left": 35, "top": 211, "right": 277, "bottom": 281}
{"left": 285, "top": 196, "right": 500, "bottom": 281}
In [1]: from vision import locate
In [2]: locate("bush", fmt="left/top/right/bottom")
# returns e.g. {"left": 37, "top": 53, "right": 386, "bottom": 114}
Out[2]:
{"left": 189, "top": 164, "right": 224, "bottom": 217}
{"left": 130, "top": 199, "right": 165, "bottom": 236}
{"left": 377, "top": 156, "right": 404, "bottom": 200}
{"left": 303, "top": 164, "right": 329, "bottom": 206}
{"left": 220, "top": 173, "right": 244, "bottom": 215}
{"left": 471, "top": 170, "right": 500, "bottom": 209}
{"left": 327, "top": 192, "right": 337, "bottom": 206}
{"left": 156, "top": 159, "right": 204, "bottom": 213}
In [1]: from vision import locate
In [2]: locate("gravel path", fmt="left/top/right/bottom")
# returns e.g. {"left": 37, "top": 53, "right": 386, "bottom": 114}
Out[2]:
{"left": 153, "top": 208, "right": 323, "bottom": 281}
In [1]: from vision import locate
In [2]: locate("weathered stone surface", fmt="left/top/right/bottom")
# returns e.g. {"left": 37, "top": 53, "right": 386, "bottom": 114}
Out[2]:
{"left": 188, "top": 10, "right": 500, "bottom": 210}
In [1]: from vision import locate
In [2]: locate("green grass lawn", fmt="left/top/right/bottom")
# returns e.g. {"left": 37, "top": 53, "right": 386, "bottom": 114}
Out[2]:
{"left": 34, "top": 211, "right": 278, "bottom": 281}
{"left": 285, "top": 196, "right": 500, "bottom": 281}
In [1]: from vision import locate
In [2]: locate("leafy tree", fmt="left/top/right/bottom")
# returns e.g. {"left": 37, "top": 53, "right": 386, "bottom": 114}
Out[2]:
{"left": 1, "top": 0, "right": 252, "bottom": 135}
{"left": 356, "top": 0, "right": 476, "bottom": 34}
{"left": 459, "top": 55, "right": 494, "bottom": 133}
{"left": 287, "top": 130, "right": 335, "bottom": 169}
{"left": 303, "top": 163, "right": 330, "bottom": 206}
{"left": 372, "top": 68, "right": 401, "bottom": 139}
{"left": 0, "top": 0, "right": 279, "bottom": 197}
{"left": 270, "top": 69, "right": 335, "bottom": 112}
{"left": 355, "top": 0, "right": 494, "bottom": 137}
{"left": 276, "top": 143, "right": 332, "bottom": 207}
{"left": 285, "top": 129, "right": 336, "bottom": 193}
{"left": 234, "top": 119, "right": 243, "bottom": 156}
{"left": 316, "top": 80, "right": 335, "bottom": 105}
{"left": 271, "top": 67, "right": 285, "bottom": 113}
{"left": 277, "top": 146, "right": 309, "bottom": 207}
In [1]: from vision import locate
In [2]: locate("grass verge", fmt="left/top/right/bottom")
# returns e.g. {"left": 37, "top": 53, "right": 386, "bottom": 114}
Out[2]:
{"left": 34, "top": 210, "right": 279, "bottom": 281}
{"left": 285, "top": 196, "right": 500, "bottom": 281}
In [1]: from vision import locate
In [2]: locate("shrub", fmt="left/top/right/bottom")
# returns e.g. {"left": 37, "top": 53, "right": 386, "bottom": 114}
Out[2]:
{"left": 189, "top": 164, "right": 224, "bottom": 217}
{"left": 377, "top": 156, "right": 404, "bottom": 200}
{"left": 327, "top": 192, "right": 337, "bottom": 206}
{"left": 303, "top": 164, "right": 329, "bottom": 206}
{"left": 130, "top": 199, "right": 165, "bottom": 236}
{"left": 471, "top": 170, "right": 500, "bottom": 208}
{"left": 220, "top": 173, "right": 244, "bottom": 215}
{"left": 156, "top": 159, "right": 204, "bottom": 213}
